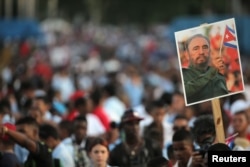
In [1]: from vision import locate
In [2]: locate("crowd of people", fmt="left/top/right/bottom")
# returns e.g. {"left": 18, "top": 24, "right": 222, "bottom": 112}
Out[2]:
{"left": 0, "top": 22, "right": 250, "bottom": 167}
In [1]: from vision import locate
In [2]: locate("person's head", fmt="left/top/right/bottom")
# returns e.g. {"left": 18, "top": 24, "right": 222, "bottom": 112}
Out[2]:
{"left": 16, "top": 116, "right": 40, "bottom": 141}
{"left": 186, "top": 34, "right": 210, "bottom": 70}
{"left": 149, "top": 100, "right": 166, "bottom": 123}
{"left": 184, "top": 105, "right": 197, "bottom": 121}
{"left": 147, "top": 156, "right": 170, "bottom": 167}
{"left": 74, "top": 97, "right": 88, "bottom": 114}
{"left": 120, "top": 109, "right": 143, "bottom": 140}
{"left": 86, "top": 137, "right": 109, "bottom": 167}
{"left": 172, "top": 129, "right": 193, "bottom": 165}
{"left": 191, "top": 114, "right": 216, "bottom": 148}
{"left": 102, "top": 83, "right": 117, "bottom": 98}
{"left": 20, "top": 80, "right": 35, "bottom": 98}
{"left": 0, "top": 98, "right": 11, "bottom": 114}
{"left": 90, "top": 88, "right": 104, "bottom": 106}
{"left": 73, "top": 115, "right": 88, "bottom": 143}
{"left": 207, "top": 143, "right": 231, "bottom": 151}
{"left": 58, "top": 120, "right": 73, "bottom": 140}
{"left": 27, "top": 106, "right": 43, "bottom": 125}
{"left": 171, "top": 91, "right": 185, "bottom": 114}
{"left": 106, "top": 121, "right": 120, "bottom": 144}
{"left": 39, "top": 123, "right": 60, "bottom": 149}
{"left": 202, "top": 143, "right": 231, "bottom": 167}
{"left": 232, "top": 111, "right": 249, "bottom": 135}
{"left": 230, "top": 99, "right": 250, "bottom": 135}
{"left": 173, "top": 114, "right": 189, "bottom": 132}
{"left": 34, "top": 95, "right": 51, "bottom": 115}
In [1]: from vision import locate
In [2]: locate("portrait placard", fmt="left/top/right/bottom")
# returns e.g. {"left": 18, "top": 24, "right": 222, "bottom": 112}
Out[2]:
{"left": 175, "top": 18, "right": 244, "bottom": 106}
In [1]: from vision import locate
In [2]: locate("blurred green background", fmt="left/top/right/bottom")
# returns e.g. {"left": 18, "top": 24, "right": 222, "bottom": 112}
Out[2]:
{"left": 1, "top": 0, "right": 250, "bottom": 24}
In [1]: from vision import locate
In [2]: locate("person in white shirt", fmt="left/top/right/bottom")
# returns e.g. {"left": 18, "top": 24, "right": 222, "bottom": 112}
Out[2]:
{"left": 39, "top": 123, "right": 75, "bottom": 167}
{"left": 51, "top": 67, "right": 75, "bottom": 103}
{"left": 62, "top": 116, "right": 91, "bottom": 167}
{"left": 102, "top": 83, "right": 126, "bottom": 123}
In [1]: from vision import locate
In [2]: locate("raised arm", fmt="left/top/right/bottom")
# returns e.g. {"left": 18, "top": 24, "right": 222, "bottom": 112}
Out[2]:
{"left": 0, "top": 125, "right": 37, "bottom": 153}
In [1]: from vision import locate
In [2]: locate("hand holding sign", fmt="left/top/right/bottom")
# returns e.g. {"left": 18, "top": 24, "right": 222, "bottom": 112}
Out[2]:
{"left": 211, "top": 56, "right": 226, "bottom": 75}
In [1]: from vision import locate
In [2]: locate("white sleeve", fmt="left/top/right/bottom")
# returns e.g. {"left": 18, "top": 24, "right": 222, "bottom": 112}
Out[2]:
{"left": 86, "top": 114, "right": 106, "bottom": 136}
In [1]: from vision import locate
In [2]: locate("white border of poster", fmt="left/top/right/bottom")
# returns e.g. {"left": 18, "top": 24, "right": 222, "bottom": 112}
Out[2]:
{"left": 175, "top": 18, "right": 245, "bottom": 106}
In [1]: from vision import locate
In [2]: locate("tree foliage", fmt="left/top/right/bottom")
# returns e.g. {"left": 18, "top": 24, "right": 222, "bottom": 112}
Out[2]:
{"left": 53, "top": 0, "right": 237, "bottom": 24}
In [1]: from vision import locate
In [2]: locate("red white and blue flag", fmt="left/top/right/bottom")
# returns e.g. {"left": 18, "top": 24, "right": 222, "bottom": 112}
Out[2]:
{"left": 222, "top": 25, "right": 240, "bottom": 73}
{"left": 223, "top": 25, "right": 237, "bottom": 49}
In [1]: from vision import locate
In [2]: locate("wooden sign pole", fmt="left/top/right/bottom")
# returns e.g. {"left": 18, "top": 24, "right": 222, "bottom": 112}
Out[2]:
{"left": 211, "top": 98, "right": 225, "bottom": 143}
{"left": 199, "top": 23, "right": 225, "bottom": 144}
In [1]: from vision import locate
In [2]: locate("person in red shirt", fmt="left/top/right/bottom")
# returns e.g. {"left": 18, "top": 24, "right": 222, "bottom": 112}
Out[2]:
{"left": 90, "top": 88, "right": 110, "bottom": 131}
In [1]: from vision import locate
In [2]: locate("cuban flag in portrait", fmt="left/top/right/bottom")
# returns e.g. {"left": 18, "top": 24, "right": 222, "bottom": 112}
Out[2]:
{"left": 223, "top": 25, "right": 239, "bottom": 72}
{"left": 223, "top": 25, "right": 237, "bottom": 49}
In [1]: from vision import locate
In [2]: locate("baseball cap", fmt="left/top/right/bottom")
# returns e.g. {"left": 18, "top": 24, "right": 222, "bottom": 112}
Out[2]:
{"left": 121, "top": 109, "right": 143, "bottom": 123}
{"left": 69, "top": 90, "right": 85, "bottom": 101}
{"left": 1, "top": 122, "right": 16, "bottom": 141}
{"left": 230, "top": 99, "right": 250, "bottom": 115}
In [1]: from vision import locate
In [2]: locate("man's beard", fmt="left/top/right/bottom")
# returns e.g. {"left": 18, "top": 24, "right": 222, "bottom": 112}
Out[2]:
{"left": 192, "top": 56, "right": 209, "bottom": 70}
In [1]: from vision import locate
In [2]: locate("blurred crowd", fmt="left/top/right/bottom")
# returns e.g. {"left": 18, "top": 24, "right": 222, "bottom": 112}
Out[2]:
{"left": 0, "top": 22, "right": 250, "bottom": 167}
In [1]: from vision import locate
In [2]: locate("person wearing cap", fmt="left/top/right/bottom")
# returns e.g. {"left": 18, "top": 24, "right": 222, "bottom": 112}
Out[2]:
{"left": 0, "top": 123, "right": 20, "bottom": 167}
{"left": 230, "top": 99, "right": 250, "bottom": 122}
{"left": 109, "top": 109, "right": 162, "bottom": 167}
{"left": 228, "top": 100, "right": 250, "bottom": 150}
{"left": 0, "top": 116, "right": 53, "bottom": 167}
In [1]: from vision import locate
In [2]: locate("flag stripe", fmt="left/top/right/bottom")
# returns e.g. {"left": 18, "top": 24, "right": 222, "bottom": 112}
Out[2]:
{"left": 227, "top": 25, "right": 235, "bottom": 34}
{"left": 224, "top": 42, "right": 237, "bottom": 49}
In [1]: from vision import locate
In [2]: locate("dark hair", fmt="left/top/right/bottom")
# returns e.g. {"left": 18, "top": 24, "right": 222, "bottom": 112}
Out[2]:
{"left": 110, "top": 121, "right": 118, "bottom": 129}
{"left": 174, "top": 114, "right": 188, "bottom": 122}
{"left": 229, "top": 93, "right": 246, "bottom": 105}
{"left": 35, "top": 95, "right": 50, "bottom": 104}
{"left": 74, "top": 115, "right": 87, "bottom": 123}
{"left": 86, "top": 137, "right": 109, "bottom": 153}
{"left": 148, "top": 99, "right": 166, "bottom": 113}
{"left": 90, "top": 88, "right": 103, "bottom": 106}
{"left": 20, "top": 80, "right": 35, "bottom": 91}
{"left": 185, "top": 34, "right": 210, "bottom": 51}
{"left": 208, "top": 143, "right": 231, "bottom": 151}
{"left": 58, "top": 120, "right": 74, "bottom": 135}
{"left": 172, "top": 129, "right": 193, "bottom": 144}
{"left": 39, "top": 124, "right": 59, "bottom": 140}
{"left": 191, "top": 114, "right": 215, "bottom": 141}
{"left": 0, "top": 98, "right": 11, "bottom": 114}
{"left": 74, "top": 97, "right": 87, "bottom": 108}
{"left": 147, "top": 156, "right": 169, "bottom": 167}
{"left": 160, "top": 92, "right": 173, "bottom": 106}
{"left": 23, "top": 98, "right": 34, "bottom": 110}
{"left": 167, "top": 144, "right": 174, "bottom": 160}
{"left": 16, "top": 116, "right": 39, "bottom": 129}
{"left": 103, "top": 83, "right": 116, "bottom": 96}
